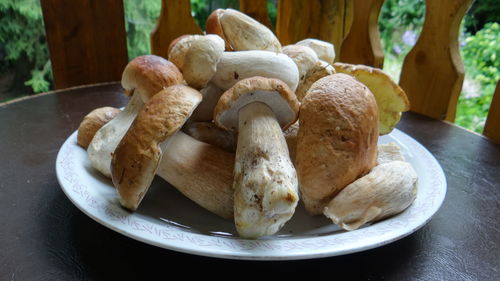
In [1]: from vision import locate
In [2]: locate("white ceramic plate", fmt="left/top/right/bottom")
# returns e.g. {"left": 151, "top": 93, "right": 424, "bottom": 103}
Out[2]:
{"left": 56, "top": 129, "right": 446, "bottom": 260}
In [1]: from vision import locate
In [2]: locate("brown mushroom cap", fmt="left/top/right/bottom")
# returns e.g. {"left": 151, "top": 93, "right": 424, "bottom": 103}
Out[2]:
{"left": 77, "top": 107, "right": 121, "bottom": 149}
{"left": 121, "top": 55, "right": 183, "bottom": 102}
{"left": 213, "top": 76, "right": 300, "bottom": 132}
{"left": 205, "top": 9, "right": 232, "bottom": 51}
{"left": 111, "top": 84, "right": 202, "bottom": 211}
{"left": 295, "top": 73, "right": 379, "bottom": 215}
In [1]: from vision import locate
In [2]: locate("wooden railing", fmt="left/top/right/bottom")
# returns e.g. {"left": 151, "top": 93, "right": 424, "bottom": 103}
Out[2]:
{"left": 41, "top": 0, "right": 499, "bottom": 143}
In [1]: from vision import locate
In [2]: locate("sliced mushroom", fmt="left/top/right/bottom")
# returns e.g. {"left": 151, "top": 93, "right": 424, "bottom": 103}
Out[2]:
{"left": 333, "top": 62, "right": 410, "bottom": 135}
{"left": 77, "top": 107, "right": 121, "bottom": 149}
{"left": 87, "top": 55, "right": 183, "bottom": 178}
{"left": 211, "top": 50, "right": 299, "bottom": 92}
{"left": 111, "top": 85, "right": 202, "bottom": 211}
{"left": 214, "top": 77, "right": 300, "bottom": 238}
{"left": 295, "top": 73, "right": 379, "bottom": 215}
{"left": 295, "top": 38, "right": 336, "bottom": 64}
{"left": 207, "top": 8, "right": 282, "bottom": 52}
{"left": 323, "top": 161, "right": 418, "bottom": 231}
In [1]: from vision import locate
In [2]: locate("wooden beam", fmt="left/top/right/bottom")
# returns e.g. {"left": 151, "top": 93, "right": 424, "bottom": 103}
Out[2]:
{"left": 483, "top": 80, "right": 500, "bottom": 143}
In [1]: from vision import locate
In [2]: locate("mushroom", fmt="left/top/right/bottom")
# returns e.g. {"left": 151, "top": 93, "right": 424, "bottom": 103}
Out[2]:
{"left": 87, "top": 55, "right": 183, "bottom": 178}
{"left": 295, "top": 73, "right": 379, "bottom": 215}
{"left": 214, "top": 76, "right": 300, "bottom": 238}
{"left": 295, "top": 60, "right": 336, "bottom": 101}
{"left": 175, "top": 34, "right": 225, "bottom": 90}
{"left": 295, "top": 38, "right": 336, "bottom": 64}
{"left": 167, "top": 34, "right": 203, "bottom": 70}
{"left": 323, "top": 160, "right": 418, "bottom": 231}
{"left": 77, "top": 107, "right": 121, "bottom": 149}
{"left": 187, "top": 83, "right": 225, "bottom": 123}
{"left": 156, "top": 131, "right": 235, "bottom": 219}
{"left": 183, "top": 121, "right": 236, "bottom": 152}
{"left": 211, "top": 50, "right": 299, "bottom": 92}
{"left": 206, "top": 8, "right": 282, "bottom": 52}
{"left": 111, "top": 84, "right": 202, "bottom": 211}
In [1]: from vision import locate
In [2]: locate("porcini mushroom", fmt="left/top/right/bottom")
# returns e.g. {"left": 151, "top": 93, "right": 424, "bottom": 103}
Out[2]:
{"left": 295, "top": 60, "right": 336, "bottom": 101}
{"left": 167, "top": 34, "right": 203, "bottom": 70}
{"left": 295, "top": 73, "right": 379, "bottom": 215}
{"left": 206, "top": 8, "right": 282, "bottom": 52}
{"left": 77, "top": 106, "right": 121, "bottom": 149}
{"left": 111, "top": 84, "right": 202, "bottom": 211}
{"left": 211, "top": 50, "right": 299, "bottom": 92}
{"left": 178, "top": 34, "right": 225, "bottom": 89}
{"left": 282, "top": 44, "right": 319, "bottom": 83}
{"left": 214, "top": 76, "right": 300, "bottom": 238}
{"left": 87, "top": 55, "right": 183, "bottom": 178}
{"left": 295, "top": 38, "right": 336, "bottom": 64}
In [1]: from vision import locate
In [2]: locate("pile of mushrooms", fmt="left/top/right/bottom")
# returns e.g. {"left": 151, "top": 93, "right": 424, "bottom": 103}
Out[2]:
{"left": 77, "top": 8, "right": 417, "bottom": 239}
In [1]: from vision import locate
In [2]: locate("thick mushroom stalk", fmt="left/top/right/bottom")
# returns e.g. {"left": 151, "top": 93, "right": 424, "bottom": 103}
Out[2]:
{"left": 87, "top": 55, "right": 183, "bottom": 178}
{"left": 234, "top": 102, "right": 298, "bottom": 238}
{"left": 214, "top": 77, "right": 300, "bottom": 238}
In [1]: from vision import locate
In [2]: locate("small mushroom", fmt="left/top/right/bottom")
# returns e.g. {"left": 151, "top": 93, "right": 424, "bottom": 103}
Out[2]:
{"left": 295, "top": 60, "right": 336, "bottom": 101}
{"left": 179, "top": 34, "right": 225, "bottom": 89}
{"left": 77, "top": 107, "right": 121, "bottom": 149}
{"left": 206, "top": 8, "right": 282, "bottom": 52}
{"left": 167, "top": 34, "right": 203, "bottom": 70}
{"left": 214, "top": 76, "right": 300, "bottom": 238}
{"left": 111, "top": 84, "right": 202, "bottom": 211}
{"left": 211, "top": 50, "right": 299, "bottom": 92}
{"left": 323, "top": 161, "right": 418, "bottom": 231}
{"left": 295, "top": 73, "right": 379, "bottom": 215}
{"left": 295, "top": 38, "right": 336, "bottom": 64}
{"left": 282, "top": 44, "right": 319, "bottom": 84}
{"left": 87, "top": 55, "right": 183, "bottom": 178}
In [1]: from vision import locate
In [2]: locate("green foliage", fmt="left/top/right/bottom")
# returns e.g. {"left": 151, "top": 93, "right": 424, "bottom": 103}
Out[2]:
{"left": 123, "top": 0, "right": 161, "bottom": 60}
{"left": 0, "top": 0, "right": 51, "bottom": 93}
{"left": 456, "top": 22, "right": 500, "bottom": 132}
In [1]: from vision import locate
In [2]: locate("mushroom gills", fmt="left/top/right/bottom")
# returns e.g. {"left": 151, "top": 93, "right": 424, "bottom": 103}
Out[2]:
{"left": 233, "top": 102, "right": 299, "bottom": 238}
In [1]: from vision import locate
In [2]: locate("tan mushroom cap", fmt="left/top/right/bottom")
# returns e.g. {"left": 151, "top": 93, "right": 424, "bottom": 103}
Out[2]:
{"left": 296, "top": 73, "right": 379, "bottom": 215}
{"left": 111, "top": 84, "right": 202, "bottom": 211}
{"left": 121, "top": 55, "right": 183, "bottom": 102}
{"left": 213, "top": 76, "right": 300, "bottom": 132}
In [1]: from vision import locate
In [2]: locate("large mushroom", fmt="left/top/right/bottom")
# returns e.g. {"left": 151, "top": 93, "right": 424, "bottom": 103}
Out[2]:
{"left": 111, "top": 84, "right": 202, "bottom": 211}
{"left": 87, "top": 55, "right": 183, "bottom": 178}
{"left": 295, "top": 73, "right": 379, "bottom": 215}
{"left": 214, "top": 76, "right": 300, "bottom": 238}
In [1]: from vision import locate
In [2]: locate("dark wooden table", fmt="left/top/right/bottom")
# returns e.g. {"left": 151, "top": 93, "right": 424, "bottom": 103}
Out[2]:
{"left": 1, "top": 83, "right": 499, "bottom": 280}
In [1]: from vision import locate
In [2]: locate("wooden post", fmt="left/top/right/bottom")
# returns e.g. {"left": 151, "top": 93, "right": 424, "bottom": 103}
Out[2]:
{"left": 399, "top": 0, "right": 473, "bottom": 121}
{"left": 150, "top": 0, "right": 202, "bottom": 59}
{"left": 338, "top": 0, "right": 385, "bottom": 68}
{"left": 483, "top": 80, "right": 500, "bottom": 143}
{"left": 41, "top": 0, "right": 128, "bottom": 89}
{"left": 276, "top": 0, "right": 353, "bottom": 60}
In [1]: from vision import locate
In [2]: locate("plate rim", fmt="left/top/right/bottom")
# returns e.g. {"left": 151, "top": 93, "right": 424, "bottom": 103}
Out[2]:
{"left": 55, "top": 128, "right": 447, "bottom": 260}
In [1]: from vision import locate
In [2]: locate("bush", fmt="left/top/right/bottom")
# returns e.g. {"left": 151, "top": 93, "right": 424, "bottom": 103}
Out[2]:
{"left": 456, "top": 22, "right": 500, "bottom": 132}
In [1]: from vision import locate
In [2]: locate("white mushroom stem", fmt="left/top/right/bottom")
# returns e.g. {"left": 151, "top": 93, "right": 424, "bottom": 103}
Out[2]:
{"left": 87, "top": 92, "right": 143, "bottom": 178}
{"left": 233, "top": 102, "right": 299, "bottom": 238}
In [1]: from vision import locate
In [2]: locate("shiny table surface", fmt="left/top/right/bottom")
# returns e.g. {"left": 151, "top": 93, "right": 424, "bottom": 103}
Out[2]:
{"left": 0, "top": 83, "right": 499, "bottom": 280}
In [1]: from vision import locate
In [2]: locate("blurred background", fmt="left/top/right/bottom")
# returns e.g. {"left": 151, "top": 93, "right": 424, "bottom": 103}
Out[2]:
{"left": 0, "top": 0, "right": 498, "bottom": 133}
